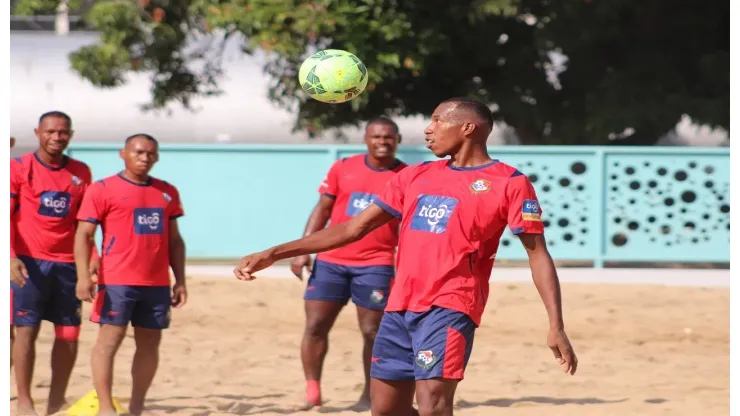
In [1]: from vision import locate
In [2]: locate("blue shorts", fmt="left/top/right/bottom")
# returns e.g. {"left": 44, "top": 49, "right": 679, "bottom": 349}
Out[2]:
{"left": 10, "top": 256, "right": 81, "bottom": 327}
{"left": 91, "top": 285, "right": 171, "bottom": 330}
{"left": 370, "top": 307, "right": 477, "bottom": 381}
{"left": 303, "top": 259, "right": 394, "bottom": 310}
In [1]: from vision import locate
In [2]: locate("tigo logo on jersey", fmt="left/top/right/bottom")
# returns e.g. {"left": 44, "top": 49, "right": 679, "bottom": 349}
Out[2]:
{"left": 410, "top": 195, "right": 458, "bottom": 234}
{"left": 134, "top": 208, "right": 165, "bottom": 234}
{"left": 522, "top": 199, "right": 542, "bottom": 221}
{"left": 345, "top": 192, "right": 377, "bottom": 217}
{"left": 38, "top": 191, "right": 71, "bottom": 218}
{"left": 470, "top": 179, "right": 491, "bottom": 194}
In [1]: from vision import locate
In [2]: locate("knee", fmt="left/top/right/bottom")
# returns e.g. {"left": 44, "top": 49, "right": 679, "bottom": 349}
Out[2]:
{"left": 304, "top": 319, "right": 331, "bottom": 339}
{"left": 369, "top": 396, "right": 396, "bottom": 416}
{"left": 133, "top": 328, "right": 162, "bottom": 350}
{"left": 417, "top": 391, "right": 451, "bottom": 416}
{"left": 54, "top": 325, "right": 80, "bottom": 343}
{"left": 359, "top": 321, "right": 380, "bottom": 342}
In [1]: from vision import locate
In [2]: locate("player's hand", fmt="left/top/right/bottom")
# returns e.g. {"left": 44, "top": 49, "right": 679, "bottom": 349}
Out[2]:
{"left": 234, "top": 250, "right": 276, "bottom": 281}
{"left": 290, "top": 255, "right": 312, "bottom": 280}
{"left": 547, "top": 328, "right": 578, "bottom": 375}
{"left": 88, "top": 259, "right": 100, "bottom": 283}
{"left": 10, "top": 257, "right": 28, "bottom": 287}
{"left": 171, "top": 282, "right": 187, "bottom": 308}
{"left": 76, "top": 276, "right": 96, "bottom": 302}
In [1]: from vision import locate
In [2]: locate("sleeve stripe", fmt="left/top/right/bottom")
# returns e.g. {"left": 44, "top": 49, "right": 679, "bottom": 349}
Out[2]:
{"left": 374, "top": 198, "right": 401, "bottom": 219}
{"left": 81, "top": 217, "right": 100, "bottom": 224}
{"left": 322, "top": 193, "right": 336, "bottom": 199}
{"left": 509, "top": 170, "right": 524, "bottom": 179}
{"left": 170, "top": 214, "right": 184, "bottom": 220}
{"left": 10, "top": 193, "right": 16, "bottom": 198}
{"left": 511, "top": 227, "right": 545, "bottom": 235}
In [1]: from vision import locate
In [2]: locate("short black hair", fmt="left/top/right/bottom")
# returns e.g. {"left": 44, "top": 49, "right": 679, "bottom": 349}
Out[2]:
{"left": 440, "top": 97, "right": 494, "bottom": 127}
{"left": 366, "top": 117, "right": 399, "bottom": 133}
{"left": 125, "top": 133, "right": 159, "bottom": 147}
{"left": 39, "top": 111, "right": 72, "bottom": 127}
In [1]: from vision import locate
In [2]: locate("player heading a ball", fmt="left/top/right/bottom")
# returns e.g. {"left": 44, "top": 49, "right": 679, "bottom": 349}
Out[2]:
{"left": 299, "top": 49, "right": 369, "bottom": 104}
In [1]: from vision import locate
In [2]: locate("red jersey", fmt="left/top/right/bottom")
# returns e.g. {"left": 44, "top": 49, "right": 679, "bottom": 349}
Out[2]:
{"left": 316, "top": 154, "right": 407, "bottom": 267}
{"left": 374, "top": 159, "right": 545, "bottom": 325}
{"left": 77, "top": 173, "right": 184, "bottom": 286}
{"left": 10, "top": 153, "right": 93, "bottom": 263}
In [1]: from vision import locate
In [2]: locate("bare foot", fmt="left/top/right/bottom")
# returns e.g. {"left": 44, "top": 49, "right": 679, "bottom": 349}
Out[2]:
{"left": 16, "top": 403, "right": 38, "bottom": 416}
{"left": 128, "top": 401, "right": 144, "bottom": 416}
{"left": 298, "top": 399, "right": 321, "bottom": 411}
{"left": 45, "top": 399, "right": 68, "bottom": 415}
{"left": 348, "top": 395, "right": 371, "bottom": 412}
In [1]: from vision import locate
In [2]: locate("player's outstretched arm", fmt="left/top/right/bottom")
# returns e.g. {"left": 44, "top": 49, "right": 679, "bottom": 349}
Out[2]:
{"left": 234, "top": 204, "right": 395, "bottom": 281}
{"left": 518, "top": 233, "right": 578, "bottom": 376}
{"left": 74, "top": 221, "right": 98, "bottom": 302}
{"left": 290, "top": 194, "right": 335, "bottom": 279}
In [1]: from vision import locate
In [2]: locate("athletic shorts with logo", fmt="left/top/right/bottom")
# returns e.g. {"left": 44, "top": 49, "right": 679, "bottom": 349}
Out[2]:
{"left": 10, "top": 256, "right": 81, "bottom": 327}
{"left": 370, "top": 306, "right": 477, "bottom": 381}
{"left": 303, "top": 259, "right": 394, "bottom": 310}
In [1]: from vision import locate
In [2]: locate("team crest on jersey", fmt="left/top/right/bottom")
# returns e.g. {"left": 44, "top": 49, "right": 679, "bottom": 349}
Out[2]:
{"left": 470, "top": 179, "right": 491, "bottom": 194}
{"left": 370, "top": 290, "right": 385, "bottom": 303}
{"left": 71, "top": 176, "right": 82, "bottom": 186}
{"left": 163, "top": 192, "right": 172, "bottom": 202}
{"left": 415, "top": 350, "right": 436, "bottom": 369}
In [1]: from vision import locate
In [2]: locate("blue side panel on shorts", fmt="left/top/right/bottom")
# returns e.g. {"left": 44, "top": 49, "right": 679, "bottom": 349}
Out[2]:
{"left": 10, "top": 256, "right": 80, "bottom": 326}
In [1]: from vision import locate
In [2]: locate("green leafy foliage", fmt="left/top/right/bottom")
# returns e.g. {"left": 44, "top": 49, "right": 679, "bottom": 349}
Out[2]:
{"left": 12, "top": 0, "right": 729, "bottom": 144}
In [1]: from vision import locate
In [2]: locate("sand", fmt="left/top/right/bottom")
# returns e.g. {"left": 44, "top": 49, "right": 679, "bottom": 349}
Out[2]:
{"left": 11, "top": 276, "right": 729, "bottom": 416}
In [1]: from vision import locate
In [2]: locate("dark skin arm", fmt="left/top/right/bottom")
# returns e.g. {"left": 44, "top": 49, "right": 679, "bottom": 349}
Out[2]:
{"left": 169, "top": 219, "right": 188, "bottom": 307}
{"left": 289, "top": 195, "right": 335, "bottom": 279}
{"left": 235, "top": 204, "right": 395, "bottom": 280}
{"left": 74, "top": 221, "right": 97, "bottom": 302}
{"left": 518, "top": 233, "right": 578, "bottom": 375}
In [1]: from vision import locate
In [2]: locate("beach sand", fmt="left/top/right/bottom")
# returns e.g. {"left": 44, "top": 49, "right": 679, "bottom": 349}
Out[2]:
{"left": 11, "top": 276, "right": 729, "bottom": 416}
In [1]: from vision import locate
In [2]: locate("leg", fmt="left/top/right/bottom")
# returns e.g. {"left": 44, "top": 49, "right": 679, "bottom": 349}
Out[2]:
{"left": 129, "top": 328, "right": 162, "bottom": 416}
{"left": 90, "top": 285, "right": 135, "bottom": 416}
{"left": 350, "top": 266, "right": 394, "bottom": 408}
{"left": 92, "top": 325, "right": 127, "bottom": 416}
{"left": 13, "top": 325, "right": 40, "bottom": 416}
{"left": 10, "top": 257, "right": 50, "bottom": 416}
{"left": 409, "top": 307, "right": 478, "bottom": 416}
{"left": 45, "top": 261, "right": 83, "bottom": 414}
{"left": 370, "top": 378, "right": 419, "bottom": 416}
{"left": 415, "top": 379, "right": 458, "bottom": 416}
{"left": 301, "top": 260, "right": 351, "bottom": 408}
{"left": 369, "top": 312, "right": 417, "bottom": 416}
{"left": 128, "top": 286, "right": 171, "bottom": 416}
{"left": 10, "top": 325, "right": 14, "bottom": 370}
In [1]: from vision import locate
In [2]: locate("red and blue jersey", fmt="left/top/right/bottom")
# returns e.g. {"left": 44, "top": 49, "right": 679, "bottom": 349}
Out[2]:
{"left": 316, "top": 154, "right": 407, "bottom": 267}
{"left": 374, "top": 159, "right": 545, "bottom": 325}
{"left": 10, "top": 153, "right": 93, "bottom": 263}
{"left": 77, "top": 173, "right": 184, "bottom": 286}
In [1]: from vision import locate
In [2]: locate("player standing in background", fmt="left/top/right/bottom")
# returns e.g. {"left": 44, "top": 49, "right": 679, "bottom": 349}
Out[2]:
{"left": 290, "top": 117, "right": 407, "bottom": 410}
{"left": 74, "top": 134, "right": 187, "bottom": 416}
{"left": 10, "top": 112, "right": 99, "bottom": 416}
{"left": 235, "top": 98, "right": 577, "bottom": 416}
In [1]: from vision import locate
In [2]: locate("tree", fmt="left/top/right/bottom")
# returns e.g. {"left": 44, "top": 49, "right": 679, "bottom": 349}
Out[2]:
{"left": 13, "top": 0, "right": 729, "bottom": 145}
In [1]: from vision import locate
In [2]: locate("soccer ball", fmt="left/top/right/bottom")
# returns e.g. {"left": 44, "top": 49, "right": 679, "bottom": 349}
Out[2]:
{"left": 298, "top": 49, "right": 369, "bottom": 104}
